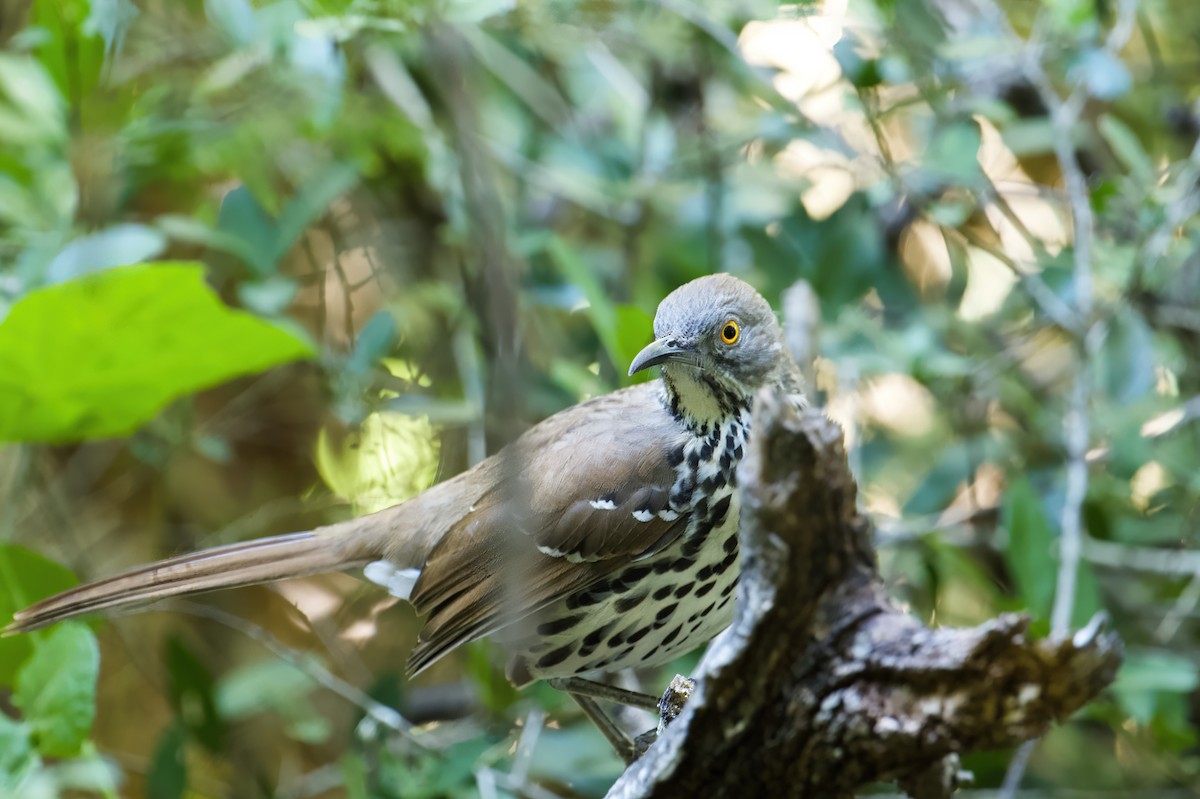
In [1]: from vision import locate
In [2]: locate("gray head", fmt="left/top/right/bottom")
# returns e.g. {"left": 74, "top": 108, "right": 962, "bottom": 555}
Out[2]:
{"left": 628, "top": 274, "right": 789, "bottom": 394}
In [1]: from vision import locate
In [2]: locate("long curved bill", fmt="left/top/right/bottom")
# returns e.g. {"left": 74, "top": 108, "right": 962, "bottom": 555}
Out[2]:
{"left": 628, "top": 338, "right": 699, "bottom": 376}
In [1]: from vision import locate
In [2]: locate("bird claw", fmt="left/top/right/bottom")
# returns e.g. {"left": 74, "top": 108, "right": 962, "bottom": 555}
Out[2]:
{"left": 632, "top": 728, "right": 658, "bottom": 759}
{"left": 657, "top": 674, "right": 696, "bottom": 731}
{"left": 632, "top": 675, "right": 697, "bottom": 760}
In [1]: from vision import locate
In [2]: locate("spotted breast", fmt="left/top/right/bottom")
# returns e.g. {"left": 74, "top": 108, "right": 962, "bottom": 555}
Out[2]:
{"left": 506, "top": 387, "right": 752, "bottom": 683}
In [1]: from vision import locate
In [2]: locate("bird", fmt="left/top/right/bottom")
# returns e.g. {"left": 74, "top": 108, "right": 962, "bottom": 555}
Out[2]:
{"left": 6, "top": 273, "right": 806, "bottom": 757}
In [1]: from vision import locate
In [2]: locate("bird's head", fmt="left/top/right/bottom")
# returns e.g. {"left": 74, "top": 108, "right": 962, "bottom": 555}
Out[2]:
{"left": 629, "top": 274, "right": 796, "bottom": 401}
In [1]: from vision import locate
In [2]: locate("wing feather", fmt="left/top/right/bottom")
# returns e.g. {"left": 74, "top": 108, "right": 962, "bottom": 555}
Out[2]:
{"left": 406, "top": 382, "right": 687, "bottom": 674}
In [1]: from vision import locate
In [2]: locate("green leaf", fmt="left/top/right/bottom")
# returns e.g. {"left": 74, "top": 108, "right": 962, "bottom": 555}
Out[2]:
{"left": 1098, "top": 114, "right": 1154, "bottom": 186}
{"left": 1114, "top": 650, "right": 1199, "bottom": 724}
{"left": 0, "top": 262, "right": 315, "bottom": 443}
{"left": 1073, "top": 49, "right": 1132, "bottom": 100}
{"left": 217, "top": 187, "right": 277, "bottom": 275}
{"left": 0, "top": 544, "right": 79, "bottom": 686}
{"left": 0, "top": 715, "right": 39, "bottom": 792}
{"left": 923, "top": 120, "right": 983, "bottom": 184}
{"left": 13, "top": 623, "right": 99, "bottom": 758}
{"left": 1002, "top": 477, "right": 1056, "bottom": 619}
{"left": 1096, "top": 307, "right": 1155, "bottom": 404}
{"left": 833, "top": 34, "right": 882, "bottom": 88}
{"left": 346, "top": 310, "right": 397, "bottom": 375}
{"left": 543, "top": 237, "right": 623, "bottom": 372}
{"left": 215, "top": 658, "right": 328, "bottom": 744}
{"left": 46, "top": 223, "right": 167, "bottom": 284}
{"left": 147, "top": 724, "right": 187, "bottom": 799}
{"left": 165, "top": 636, "right": 226, "bottom": 753}
{"left": 272, "top": 163, "right": 359, "bottom": 265}
{"left": 0, "top": 53, "right": 67, "bottom": 146}
{"left": 615, "top": 304, "right": 655, "bottom": 379}
{"left": 237, "top": 275, "right": 299, "bottom": 316}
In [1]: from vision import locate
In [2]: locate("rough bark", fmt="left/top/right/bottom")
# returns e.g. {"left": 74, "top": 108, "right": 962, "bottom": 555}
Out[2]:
{"left": 607, "top": 390, "right": 1123, "bottom": 799}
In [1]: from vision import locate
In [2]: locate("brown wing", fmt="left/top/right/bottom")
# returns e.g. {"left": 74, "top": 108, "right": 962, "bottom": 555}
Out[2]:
{"left": 406, "top": 382, "right": 688, "bottom": 674}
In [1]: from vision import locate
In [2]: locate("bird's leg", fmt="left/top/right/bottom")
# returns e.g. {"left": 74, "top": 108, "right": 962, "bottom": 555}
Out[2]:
{"left": 547, "top": 677, "right": 660, "bottom": 711}
{"left": 564, "top": 691, "right": 636, "bottom": 764}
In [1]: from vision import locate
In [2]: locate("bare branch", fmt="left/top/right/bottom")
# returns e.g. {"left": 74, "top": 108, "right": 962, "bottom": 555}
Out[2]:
{"left": 605, "top": 394, "right": 1121, "bottom": 799}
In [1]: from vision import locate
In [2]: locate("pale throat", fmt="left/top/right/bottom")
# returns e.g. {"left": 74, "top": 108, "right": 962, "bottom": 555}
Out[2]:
{"left": 659, "top": 366, "right": 752, "bottom": 435}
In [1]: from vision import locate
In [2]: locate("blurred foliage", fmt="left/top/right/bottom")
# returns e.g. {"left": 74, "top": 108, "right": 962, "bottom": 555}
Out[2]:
{"left": 1, "top": 0, "right": 1200, "bottom": 796}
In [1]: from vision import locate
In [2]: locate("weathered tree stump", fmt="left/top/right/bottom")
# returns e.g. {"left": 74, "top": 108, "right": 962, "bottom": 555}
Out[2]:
{"left": 607, "top": 390, "right": 1122, "bottom": 799}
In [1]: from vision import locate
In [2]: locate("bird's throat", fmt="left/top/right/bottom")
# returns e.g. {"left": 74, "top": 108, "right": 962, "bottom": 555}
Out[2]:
{"left": 659, "top": 369, "right": 751, "bottom": 436}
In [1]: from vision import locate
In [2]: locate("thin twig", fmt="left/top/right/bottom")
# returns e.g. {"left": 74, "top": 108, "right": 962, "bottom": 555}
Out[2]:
{"left": 167, "top": 600, "right": 435, "bottom": 748}
{"left": 987, "top": 0, "right": 1140, "bottom": 793}
{"left": 1156, "top": 574, "right": 1200, "bottom": 643}
{"left": 1082, "top": 536, "right": 1200, "bottom": 576}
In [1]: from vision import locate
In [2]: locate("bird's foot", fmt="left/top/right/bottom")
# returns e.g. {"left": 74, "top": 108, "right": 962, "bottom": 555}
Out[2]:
{"left": 547, "top": 674, "right": 696, "bottom": 764}
{"left": 632, "top": 728, "right": 658, "bottom": 759}
{"left": 656, "top": 673, "right": 696, "bottom": 731}
{"left": 628, "top": 675, "right": 698, "bottom": 758}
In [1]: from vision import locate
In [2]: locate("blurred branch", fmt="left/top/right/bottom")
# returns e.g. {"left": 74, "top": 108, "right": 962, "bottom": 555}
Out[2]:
{"left": 958, "top": 1, "right": 1140, "bottom": 793}
{"left": 782, "top": 280, "right": 821, "bottom": 390}
{"left": 1082, "top": 535, "right": 1200, "bottom": 577}
{"left": 168, "top": 600, "right": 440, "bottom": 750}
{"left": 606, "top": 394, "right": 1121, "bottom": 799}
{"left": 1137, "top": 132, "right": 1200, "bottom": 280}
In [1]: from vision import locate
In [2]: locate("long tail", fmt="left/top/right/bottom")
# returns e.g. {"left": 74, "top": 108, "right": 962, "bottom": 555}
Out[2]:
{"left": 4, "top": 531, "right": 376, "bottom": 635}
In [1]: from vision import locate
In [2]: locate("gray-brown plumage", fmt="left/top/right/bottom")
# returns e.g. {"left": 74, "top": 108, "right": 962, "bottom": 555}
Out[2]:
{"left": 6, "top": 274, "right": 805, "bottom": 686}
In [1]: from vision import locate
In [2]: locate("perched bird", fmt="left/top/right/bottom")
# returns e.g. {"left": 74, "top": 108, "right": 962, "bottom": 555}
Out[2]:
{"left": 6, "top": 273, "right": 806, "bottom": 756}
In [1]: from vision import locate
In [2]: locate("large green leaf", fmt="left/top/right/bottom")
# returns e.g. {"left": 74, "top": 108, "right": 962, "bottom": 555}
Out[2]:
{"left": 0, "top": 262, "right": 315, "bottom": 442}
{"left": 13, "top": 622, "right": 99, "bottom": 758}
{"left": 0, "top": 544, "right": 79, "bottom": 686}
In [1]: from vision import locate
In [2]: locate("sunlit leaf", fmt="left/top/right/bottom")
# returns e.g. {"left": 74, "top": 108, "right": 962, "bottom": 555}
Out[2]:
{"left": 0, "top": 54, "right": 66, "bottom": 146}
{"left": 0, "top": 262, "right": 315, "bottom": 442}
{"left": 316, "top": 408, "right": 439, "bottom": 513}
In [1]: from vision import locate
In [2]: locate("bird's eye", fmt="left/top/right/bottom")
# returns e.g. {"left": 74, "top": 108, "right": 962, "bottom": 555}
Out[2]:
{"left": 720, "top": 320, "right": 740, "bottom": 345}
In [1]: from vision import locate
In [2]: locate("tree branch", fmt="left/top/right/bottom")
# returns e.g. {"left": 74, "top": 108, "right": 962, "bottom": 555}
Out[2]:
{"left": 607, "top": 392, "right": 1122, "bottom": 799}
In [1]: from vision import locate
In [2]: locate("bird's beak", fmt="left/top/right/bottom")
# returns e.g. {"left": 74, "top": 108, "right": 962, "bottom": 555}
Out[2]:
{"left": 628, "top": 338, "right": 697, "bottom": 376}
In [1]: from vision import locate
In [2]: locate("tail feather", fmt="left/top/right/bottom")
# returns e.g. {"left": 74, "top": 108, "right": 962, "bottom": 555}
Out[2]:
{"left": 4, "top": 532, "right": 373, "bottom": 635}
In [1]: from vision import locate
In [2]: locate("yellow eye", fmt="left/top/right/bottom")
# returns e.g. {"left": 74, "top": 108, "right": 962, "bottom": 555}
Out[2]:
{"left": 720, "top": 320, "right": 739, "bottom": 345}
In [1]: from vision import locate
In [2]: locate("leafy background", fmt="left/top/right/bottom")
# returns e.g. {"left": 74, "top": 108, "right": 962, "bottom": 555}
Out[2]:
{"left": 1, "top": 0, "right": 1198, "bottom": 797}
